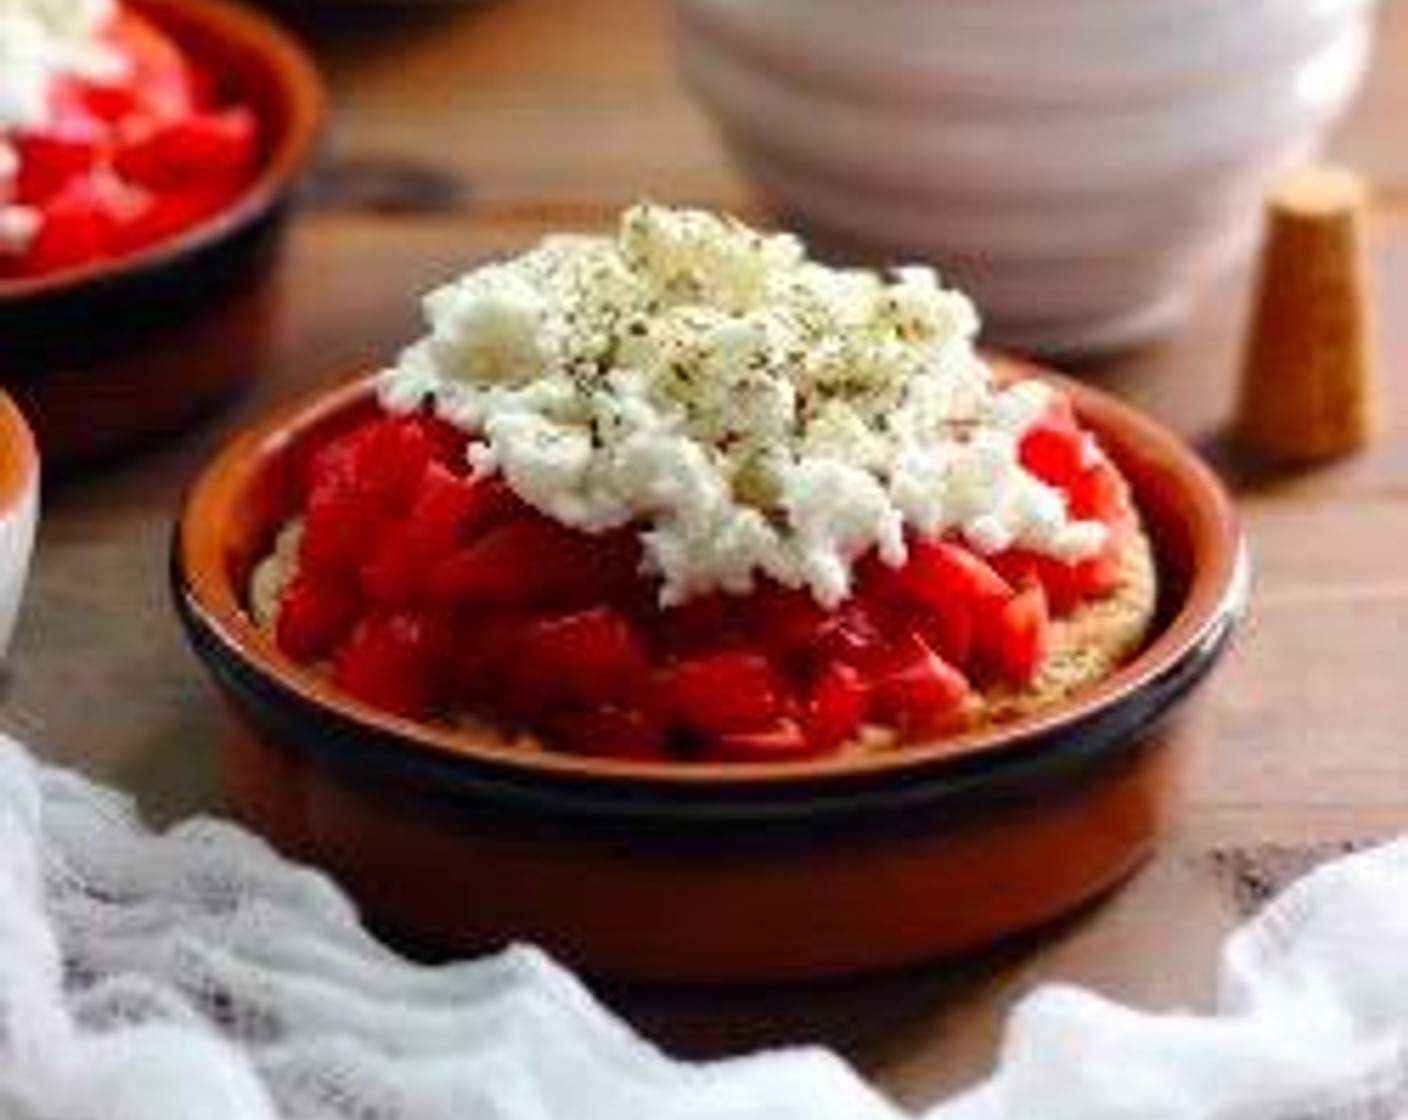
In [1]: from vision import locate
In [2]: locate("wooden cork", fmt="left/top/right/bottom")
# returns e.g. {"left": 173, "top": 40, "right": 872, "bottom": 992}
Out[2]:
{"left": 1234, "top": 164, "right": 1378, "bottom": 464}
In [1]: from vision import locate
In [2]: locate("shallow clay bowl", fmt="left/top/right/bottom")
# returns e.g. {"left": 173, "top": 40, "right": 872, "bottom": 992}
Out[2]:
{"left": 0, "top": 393, "right": 39, "bottom": 660}
{"left": 174, "top": 362, "right": 1247, "bottom": 983}
{"left": 0, "top": 0, "right": 324, "bottom": 468}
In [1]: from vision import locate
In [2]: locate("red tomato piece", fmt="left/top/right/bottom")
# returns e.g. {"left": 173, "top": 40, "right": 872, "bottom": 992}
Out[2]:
{"left": 1066, "top": 460, "right": 1128, "bottom": 524}
{"left": 426, "top": 518, "right": 638, "bottom": 609}
{"left": 868, "top": 633, "right": 971, "bottom": 738}
{"left": 1019, "top": 415, "right": 1087, "bottom": 488}
{"left": 890, "top": 539, "right": 1013, "bottom": 643}
{"left": 653, "top": 651, "right": 792, "bottom": 737}
{"left": 510, "top": 607, "right": 650, "bottom": 709}
{"left": 813, "top": 600, "right": 889, "bottom": 669}
{"left": 306, "top": 416, "right": 432, "bottom": 512}
{"left": 332, "top": 613, "right": 446, "bottom": 719}
{"left": 992, "top": 583, "right": 1050, "bottom": 685}
{"left": 652, "top": 592, "right": 737, "bottom": 653}
{"left": 115, "top": 108, "right": 259, "bottom": 191}
{"left": 709, "top": 718, "right": 814, "bottom": 762}
{"left": 544, "top": 706, "right": 670, "bottom": 761}
{"left": 41, "top": 79, "right": 109, "bottom": 146}
{"left": 407, "top": 462, "right": 480, "bottom": 547}
{"left": 1073, "top": 532, "right": 1127, "bottom": 600}
{"left": 421, "top": 415, "right": 470, "bottom": 467}
{"left": 13, "top": 131, "right": 99, "bottom": 203}
{"left": 107, "top": 184, "right": 232, "bottom": 254}
{"left": 275, "top": 574, "right": 358, "bottom": 661}
{"left": 18, "top": 178, "right": 116, "bottom": 273}
{"left": 359, "top": 464, "right": 479, "bottom": 607}
{"left": 300, "top": 485, "right": 392, "bottom": 578}
{"left": 915, "top": 600, "right": 975, "bottom": 668}
{"left": 751, "top": 582, "right": 830, "bottom": 660}
{"left": 803, "top": 661, "right": 869, "bottom": 752}
{"left": 444, "top": 612, "right": 519, "bottom": 703}
{"left": 459, "top": 475, "right": 532, "bottom": 540}
{"left": 990, "top": 548, "right": 1082, "bottom": 617}
{"left": 106, "top": 9, "right": 201, "bottom": 119}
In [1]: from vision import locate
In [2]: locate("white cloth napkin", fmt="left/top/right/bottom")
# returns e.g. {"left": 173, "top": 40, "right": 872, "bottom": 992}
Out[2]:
{"left": 0, "top": 730, "right": 1404, "bottom": 1120}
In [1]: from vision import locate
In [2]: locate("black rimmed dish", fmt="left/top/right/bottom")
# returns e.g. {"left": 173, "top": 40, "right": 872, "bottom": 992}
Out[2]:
{"left": 173, "top": 363, "right": 1247, "bottom": 982}
{"left": 0, "top": 0, "right": 325, "bottom": 467}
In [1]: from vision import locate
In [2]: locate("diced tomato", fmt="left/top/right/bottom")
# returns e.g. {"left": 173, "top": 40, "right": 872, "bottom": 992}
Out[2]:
{"left": 652, "top": 592, "right": 736, "bottom": 653}
{"left": 360, "top": 463, "right": 479, "bottom": 607}
{"left": 752, "top": 582, "right": 830, "bottom": 660}
{"left": 915, "top": 600, "right": 975, "bottom": 667}
{"left": 16, "top": 178, "right": 116, "bottom": 273}
{"left": 264, "top": 392, "right": 1135, "bottom": 761}
{"left": 1073, "top": 531, "right": 1127, "bottom": 600}
{"left": 106, "top": 9, "right": 202, "bottom": 119}
{"left": 332, "top": 613, "right": 446, "bottom": 719}
{"left": 868, "top": 634, "right": 971, "bottom": 738}
{"left": 709, "top": 718, "right": 815, "bottom": 762}
{"left": 352, "top": 418, "right": 434, "bottom": 508}
{"left": 13, "top": 132, "right": 100, "bottom": 203}
{"left": 107, "top": 184, "right": 233, "bottom": 254}
{"left": 891, "top": 538, "right": 1013, "bottom": 629}
{"left": 304, "top": 416, "right": 432, "bottom": 511}
{"left": 2, "top": 7, "right": 260, "bottom": 282}
{"left": 991, "top": 548, "right": 1081, "bottom": 616}
{"left": 810, "top": 598, "right": 888, "bottom": 669}
{"left": 544, "top": 706, "right": 670, "bottom": 761}
{"left": 1066, "top": 460, "right": 1128, "bottom": 524}
{"left": 115, "top": 108, "right": 259, "bottom": 190}
{"left": 509, "top": 607, "right": 650, "bottom": 710}
{"left": 459, "top": 475, "right": 531, "bottom": 540}
{"left": 803, "top": 661, "right": 869, "bottom": 751}
{"left": 653, "top": 651, "right": 792, "bottom": 737}
{"left": 426, "top": 518, "right": 638, "bottom": 609}
{"left": 990, "top": 583, "right": 1050, "bottom": 685}
{"left": 422, "top": 415, "right": 470, "bottom": 466}
{"left": 41, "top": 79, "right": 110, "bottom": 145}
{"left": 444, "top": 612, "right": 518, "bottom": 702}
{"left": 1019, "top": 415, "right": 1087, "bottom": 488}
{"left": 406, "top": 462, "right": 480, "bottom": 546}
{"left": 275, "top": 574, "right": 358, "bottom": 661}
{"left": 300, "top": 485, "right": 391, "bottom": 578}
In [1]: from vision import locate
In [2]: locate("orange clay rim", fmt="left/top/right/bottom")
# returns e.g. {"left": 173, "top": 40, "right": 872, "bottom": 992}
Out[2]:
{"left": 0, "top": 0, "right": 324, "bottom": 302}
{"left": 0, "top": 393, "right": 39, "bottom": 513}
{"left": 177, "top": 362, "right": 1245, "bottom": 789}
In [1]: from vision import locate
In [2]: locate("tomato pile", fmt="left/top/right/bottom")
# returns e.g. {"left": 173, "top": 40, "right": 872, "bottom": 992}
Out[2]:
{"left": 270, "top": 398, "right": 1134, "bottom": 762}
{"left": 0, "top": 7, "right": 260, "bottom": 281}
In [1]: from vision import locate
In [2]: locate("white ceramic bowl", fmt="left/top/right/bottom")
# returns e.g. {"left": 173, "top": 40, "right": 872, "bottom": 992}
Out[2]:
{"left": 0, "top": 394, "right": 38, "bottom": 660}
{"left": 674, "top": 0, "right": 1379, "bottom": 353}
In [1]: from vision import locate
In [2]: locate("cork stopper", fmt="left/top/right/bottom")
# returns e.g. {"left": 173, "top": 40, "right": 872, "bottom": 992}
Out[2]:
{"left": 1234, "top": 164, "right": 1378, "bottom": 464}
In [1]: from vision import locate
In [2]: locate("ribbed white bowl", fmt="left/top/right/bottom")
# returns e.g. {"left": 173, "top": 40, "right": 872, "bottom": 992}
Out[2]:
{"left": 674, "top": 0, "right": 1378, "bottom": 353}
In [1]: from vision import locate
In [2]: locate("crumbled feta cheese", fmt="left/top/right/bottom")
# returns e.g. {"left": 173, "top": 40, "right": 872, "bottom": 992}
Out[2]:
{"left": 379, "top": 203, "right": 1110, "bottom": 607}
{"left": 0, "top": 0, "right": 125, "bottom": 133}
{"left": 0, "top": 204, "right": 40, "bottom": 254}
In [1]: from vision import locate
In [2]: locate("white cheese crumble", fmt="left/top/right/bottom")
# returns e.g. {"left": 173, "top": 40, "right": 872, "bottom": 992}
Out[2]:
{"left": 0, "top": 0, "right": 124, "bottom": 255}
{"left": 379, "top": 204, "right": 1109, "bottom": 608}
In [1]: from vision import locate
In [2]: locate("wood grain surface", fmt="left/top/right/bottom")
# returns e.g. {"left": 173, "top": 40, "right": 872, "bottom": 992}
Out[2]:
{"left": 4, "top": 0, "right": 1407, "bottom": 1108}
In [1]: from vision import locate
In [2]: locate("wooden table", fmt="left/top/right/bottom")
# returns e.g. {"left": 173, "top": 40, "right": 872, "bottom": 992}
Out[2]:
{"left": 5, "top": 0, "right": 1407, "bottom": 1108}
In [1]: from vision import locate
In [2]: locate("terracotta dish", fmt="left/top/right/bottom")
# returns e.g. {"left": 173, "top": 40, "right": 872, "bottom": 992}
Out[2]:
{"left": 0, "top": 393, "right": 39, "bottom": 660}
{"left": 173, "top": 362, "right": 1247, "bottom": 982}
{"left": 0, "top": 0, "right": 324, "bottom": 467}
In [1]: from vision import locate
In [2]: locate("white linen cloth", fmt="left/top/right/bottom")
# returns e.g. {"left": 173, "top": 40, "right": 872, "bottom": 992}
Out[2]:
{"left": 0, "top": 728, "right": 1404, "bottom": 1120}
